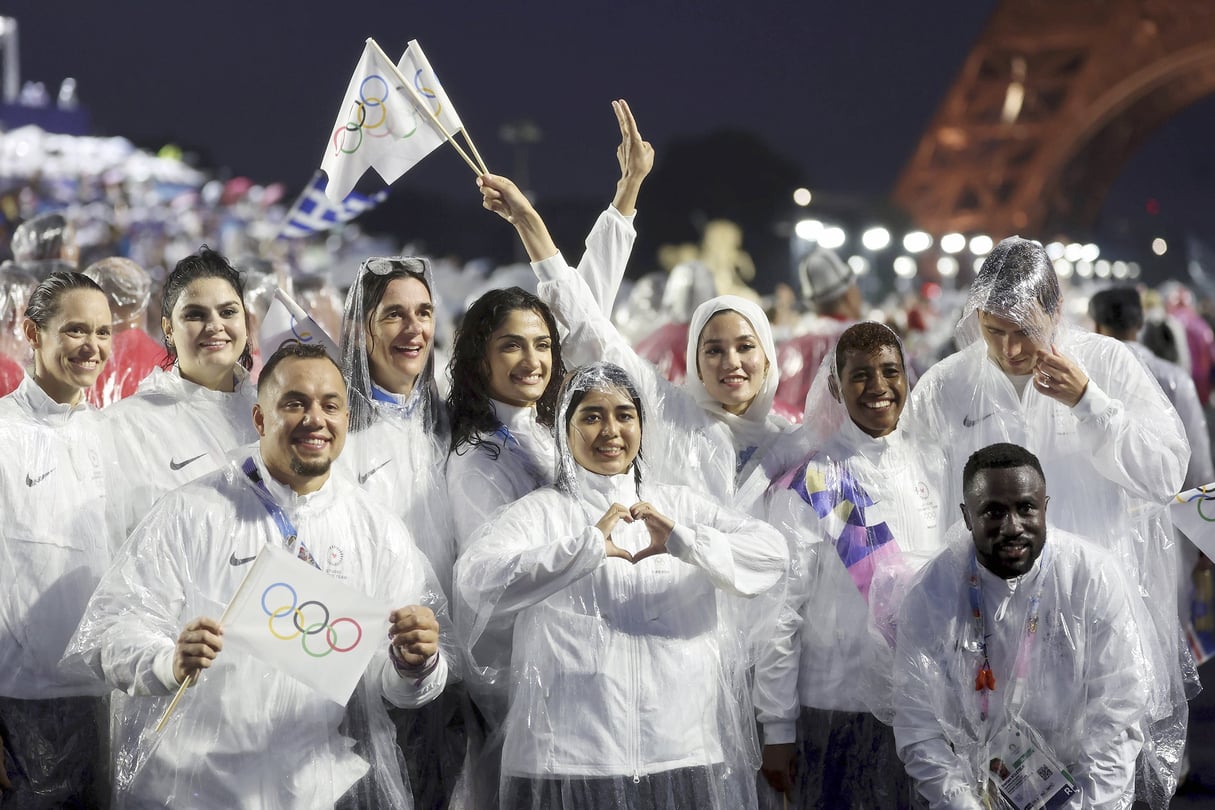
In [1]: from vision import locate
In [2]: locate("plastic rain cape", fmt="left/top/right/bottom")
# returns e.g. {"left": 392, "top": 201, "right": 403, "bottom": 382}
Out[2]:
{"left": 904, "top": 237, "right": 1193, "bottom": 803}
{"left": 64, "top": 448, "right": 452, "bottom": 810}
{"left": 893, "top": 525, "right": 1172, "bottom": 810}
{"left": 453, "top": 361, "right": 788, "bottom": 810}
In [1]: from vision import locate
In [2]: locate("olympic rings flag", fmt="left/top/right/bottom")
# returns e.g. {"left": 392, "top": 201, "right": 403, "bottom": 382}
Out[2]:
{"left": 221, "top": 543, "right": 392, "bottom": 704}
{"left": 319, "top": 40, "right": 467, "bottom": 203}
{"left": 1171, "top": 483, "right": 1215, "bottom": 561}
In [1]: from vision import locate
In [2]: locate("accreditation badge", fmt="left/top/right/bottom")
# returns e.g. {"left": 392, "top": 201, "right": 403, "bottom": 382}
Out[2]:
{"left": 984, "top": 725, "right": 1080, "bottom": 810}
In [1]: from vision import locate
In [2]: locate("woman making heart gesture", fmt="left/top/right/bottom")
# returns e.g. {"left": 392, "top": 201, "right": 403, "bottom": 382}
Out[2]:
{"left": 455, "top": 361, "right": 787, "bottom": 810}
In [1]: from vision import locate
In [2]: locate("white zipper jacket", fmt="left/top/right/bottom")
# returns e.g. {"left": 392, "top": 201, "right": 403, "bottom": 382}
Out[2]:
{"left": 0, "top": 375, "right": 109, "bottom": 698}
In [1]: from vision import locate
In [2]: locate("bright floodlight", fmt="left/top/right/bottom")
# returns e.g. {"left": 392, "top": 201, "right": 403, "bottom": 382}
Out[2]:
{"left": 819, "top": 226, "right": 847, "bottom": 250}
{"left": 861, "top": 227, "right": 891, "bottom": 251}
{"left": 972, "top": 258, "right": 986, "bottom": 274}
{"left": 1064, "top": 243, "right": 1083, "bottom": 262}
{"left": 847, "top": 255, "right": 870, "bottom": 275}
{"left": 793, "top": 187, "right": 813, "bottom": 207}
{"left": 1045, "top": 241, "right": 1065, "bottom": 260}
{"left": 941, "top": 232, "right": 966, "bottom": 254}
{"left": 1080, "top": 243, "right": 1100, "bottom": 262}
{"left": 794, "top": 219, "right": 823, "bottom": 242}
{"left": 936, "top": 256, "right": 959, "bottom": 277}
{"left": 903, "top": 231, "right": 932, "bottom": 253}
{"left": 1128, "top": 262, "right": 1141, "bottom": 279}
{"left": 1111, "top": 261, "right": 1127, "bottom": 279}
{"left": 1073, "top": 260, "right": 1090, "bottom": 278}
{"left": 969, "top": 235, "right": 994, "bottom": 256}
{"left": 1152, "top": 238, "right": 1168, "bottom": 256}
{"left": 1096, "top": 260, "right": 1111, "bottom": 278}
{"left": 893, "top": 256, "right": 917, "bottom": 277}
{"left": 1053, "top": 258, "right": 1073, "bottom": 279}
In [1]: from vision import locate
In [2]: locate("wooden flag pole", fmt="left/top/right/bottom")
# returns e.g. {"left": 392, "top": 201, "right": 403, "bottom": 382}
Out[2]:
{"left": 365, "top": 38, "right": 483, "bottom": 178}
{"left": 459, "top": 129, "right": 490, "bottom": 176}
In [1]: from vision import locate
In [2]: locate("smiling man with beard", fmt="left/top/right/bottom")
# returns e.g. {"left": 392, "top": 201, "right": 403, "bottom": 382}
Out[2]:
{"left": 892, "top": 443, "right": 1172, "bottom": 810}
{"left": 68, "top": 342, "right": 451, "bottom": 808}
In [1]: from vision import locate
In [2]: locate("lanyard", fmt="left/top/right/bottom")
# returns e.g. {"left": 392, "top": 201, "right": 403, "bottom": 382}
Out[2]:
{"left": 241, "top": 457, "right": 320, "bottom": 570}
{"left": 967, "top": 547, "right": 1047, "bottom": 722}
{"left": 370, "top": 382, "right": 421, "bottom": 418}
{"left": 492, "top": 423, "right": 549, "bottom": 489}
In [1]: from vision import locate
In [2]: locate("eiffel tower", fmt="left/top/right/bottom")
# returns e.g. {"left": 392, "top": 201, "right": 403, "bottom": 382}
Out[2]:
{"left": 893, "top": 0, "right": 1215, "bottom": 239}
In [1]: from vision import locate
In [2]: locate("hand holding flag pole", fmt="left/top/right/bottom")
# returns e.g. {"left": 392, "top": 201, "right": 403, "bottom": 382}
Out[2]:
{"left": 155, "top": 595, "right": 243, "bottom": 733}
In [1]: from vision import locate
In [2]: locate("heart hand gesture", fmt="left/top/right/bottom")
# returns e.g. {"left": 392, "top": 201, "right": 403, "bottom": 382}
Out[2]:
{"left": 596, "top": 503, "right": 636, "bottom": 562}
{"left": 630, "top": 502, "right": 674, "bottom": 563}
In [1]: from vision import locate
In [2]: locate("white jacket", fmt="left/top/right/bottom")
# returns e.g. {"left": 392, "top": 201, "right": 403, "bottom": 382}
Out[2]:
{"left": 894, "top": 530, "right": 1154, "bottom": 810}
{"left": 68, "top": 450, "right": 449, "bottom": 810}
{"left": 102, "top": 366, "right": 259, "bottom": 539}
{"left": 755, "top": 418, "right": 945, "bottom": 738}
{"left": 455, "top": 469, "right": 786, "bottom": 795}
{"left": 0, "top": 375, "right": 110, "bottom": 698}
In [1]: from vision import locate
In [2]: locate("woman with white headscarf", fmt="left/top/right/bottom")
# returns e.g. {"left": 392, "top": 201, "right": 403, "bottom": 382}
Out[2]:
{"left": 455, "top": 361, "right": 787, "bottom": 810}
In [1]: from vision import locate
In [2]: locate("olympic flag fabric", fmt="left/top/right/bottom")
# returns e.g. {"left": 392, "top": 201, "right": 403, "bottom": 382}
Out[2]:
{"left": 320, "top": 40, "right": 464, "bottom": 202}
{"left": 221, "top": 543, "right": 392, "bottom": 705}
{"left": 1170, "top": 484, "right": 1215, "bottom": 559}
{"left": 279, "top": 171, "right": 388, "bottom": 239}
{"left": 259, "top": 287, "right": 341, "bottom": 363}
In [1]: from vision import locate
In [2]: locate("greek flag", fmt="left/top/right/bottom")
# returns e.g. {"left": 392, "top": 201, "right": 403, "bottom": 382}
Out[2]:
{"left": 278, "top": 172, "right": 388, "bottom": 239}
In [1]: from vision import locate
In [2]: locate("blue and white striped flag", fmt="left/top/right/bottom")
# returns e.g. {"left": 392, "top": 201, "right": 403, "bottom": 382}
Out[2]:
{"left": 278, "top": 172, "right": 387, "bottom": 240}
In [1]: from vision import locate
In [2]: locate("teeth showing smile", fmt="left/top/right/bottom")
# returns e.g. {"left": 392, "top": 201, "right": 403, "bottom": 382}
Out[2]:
{"left": 513, "top": 374, "right": 543, "bottom": 385}
{"left": 296, "top": 437, "right": 328, "bottom": 449}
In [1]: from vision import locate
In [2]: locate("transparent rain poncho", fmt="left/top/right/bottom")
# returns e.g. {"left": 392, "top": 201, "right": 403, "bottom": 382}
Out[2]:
{"left": 0, "top": 376, "right": 111, "bottom": 805}
{"left": 904, "top": 236, "right": 1193, "bottom": 798}
{"left": 754, "top": 323, "right": 947, "bottom": 808}
{"left": 893, "top": 525, "right": 1171, "bottom": 810}
{"left": 535, "top": 245, "right": 788, "bottom": 514}
{"left": 337, "top": 256, "right": 455, "bottom": 596}
{"left": 83, "top": 257, "right": 162, "bottom": 407}
{"left": 454, "top": 362, "right": 788, "bottom": 810}
{"left": 102, "top": 364, "right": 259, "bottom": 541}
{"left": 65, "top": 449, "right": 452, "bottom": 809}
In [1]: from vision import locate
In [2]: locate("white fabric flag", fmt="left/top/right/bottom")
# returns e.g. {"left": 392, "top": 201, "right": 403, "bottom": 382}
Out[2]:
{"left": 222, "top": 543, "right": 391, "bottom": 705}
{"left": 1172, "top": 484, "right": 1215, "bottom": 559}
{"left": 396, "top": 39, "right": 465, "bottom": 138}
{"left": 258, "top": 287, "right": 340, "bottom": 361}
{"left": 320, "top": 40, "right": 449, "bottom": 202}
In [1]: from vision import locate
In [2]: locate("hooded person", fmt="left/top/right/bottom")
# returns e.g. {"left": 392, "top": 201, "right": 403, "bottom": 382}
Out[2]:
{"left": 102, "top": 246, "right": 259, "bottom": 540}
{"left": 479, "top": 167, "right": 784, "bottom": 516}
{"left": 8, "top": 212, "right": 78, "bottom": 280}
{"left": 0, "top": 272, "right": 113, "bottom": 807}
{"left": 83, "top": 256, "right": 165, "bottom": 407}
{"left": 893, "top": 443, "right": 1171, "bottom": 810}
{"left": 754, "top": 321, "right": 946, "bottom": 808}
{"left": 454, "top": 361, "right": 788, "bottom": 810}
{"left": 335, "top": 255, "right": 466, "bottom": 810}
{"left": 64, "top": 342, "right": 451, "bottom": 809}
{"left": 903, "top": 236, "right": 1193, "bottom": 802}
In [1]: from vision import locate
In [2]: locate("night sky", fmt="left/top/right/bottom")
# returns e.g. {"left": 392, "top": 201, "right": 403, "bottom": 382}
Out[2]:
{"left": 7, "top": 1, "right": 1214, "bottom": 275}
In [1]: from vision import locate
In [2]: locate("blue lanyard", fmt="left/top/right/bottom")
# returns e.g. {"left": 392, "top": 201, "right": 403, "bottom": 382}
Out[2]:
{"left": 241, "top": 457, "right": 320, "bottom": 570}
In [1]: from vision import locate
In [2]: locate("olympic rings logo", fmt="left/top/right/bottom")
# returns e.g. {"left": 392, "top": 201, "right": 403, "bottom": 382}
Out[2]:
{"left": 331, "top": 69, "right": 444, "bottom": 156}
{"left": 261, "top": 582, "right": 363, "bottom": 658}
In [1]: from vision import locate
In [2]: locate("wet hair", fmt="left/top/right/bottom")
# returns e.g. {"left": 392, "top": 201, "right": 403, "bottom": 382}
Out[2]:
{"left": 1088, "top": 286, "right": 1143, "bottom": 334}
{"left": 962, "top": 442, "right": 1045, "bottom": 495}
{"left": 558, "top": 362, "right": 644, "bottom": 491}
{"left": 160, "top": 246, "right": 253, "bottom": 371}
{"left": 447, "top": 287, "right": 564, "bottom": 457}
{"left": 12, "top": 213, "right": 71, "bottom": 263}
{"left": 974, "top": 237, "right": 1061, "bottom": 320}
{"left": 834, "top": 321, "right": 905, "bottom": 378}
{"left": 257, "top": 341, "right": 343, "bottom": 396}
{"left": 1141, "top": 320, "right": 1180, "bottom": 365}
{"left": 24, "top": 271, "right": 106, "bottom": 329}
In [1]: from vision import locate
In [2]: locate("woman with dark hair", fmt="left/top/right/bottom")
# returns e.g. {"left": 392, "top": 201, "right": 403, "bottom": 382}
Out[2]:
{"left": 103, "top": 246, "right": 259, "bottom": 538}
{"left": 445, "top": 286, "right": 565, "bottom": 551}
{"left": 455, "top": 361, "right": 787, "bottom": 810}
{"left": 0, "top": 271, "right": 112, "bottom": 806}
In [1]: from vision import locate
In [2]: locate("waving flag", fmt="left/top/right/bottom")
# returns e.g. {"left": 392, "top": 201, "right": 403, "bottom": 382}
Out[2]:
{"left": 258, "top": 287, "right": 340, "bottom": 363}
{"left": 279, "top": 171, "right": 387, "bottom": 239}
{"left": 222, "top": 544, "right": 391, "bottom": 704}
{"left": 321, "top": 41, "right": 445, "bottom": 202}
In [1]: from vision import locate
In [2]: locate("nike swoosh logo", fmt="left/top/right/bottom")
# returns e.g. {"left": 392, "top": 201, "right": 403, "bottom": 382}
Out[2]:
{"left": 229, "top": 552, "right": 257, "bottom": 566}
{"left": 358, "top": 460, "right": 390, "bottom": 485}
{"left": 25, "top": 469, "right": 54, "bottom": 487}
{"left": 169, "top": 453, "right": 207, "bottom": 471}
{"left": 962, "top": 413, "right": 995, "bottom": 428}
